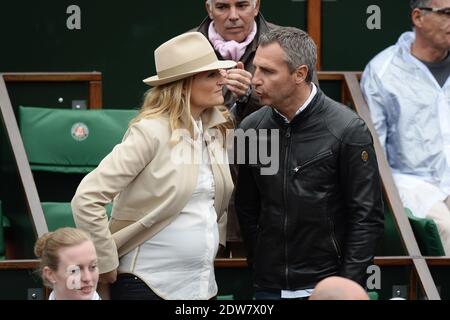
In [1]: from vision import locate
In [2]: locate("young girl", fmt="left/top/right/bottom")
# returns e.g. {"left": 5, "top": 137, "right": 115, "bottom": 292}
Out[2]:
{"left": 34, "top": 227, "right": 100, "bottom": 300}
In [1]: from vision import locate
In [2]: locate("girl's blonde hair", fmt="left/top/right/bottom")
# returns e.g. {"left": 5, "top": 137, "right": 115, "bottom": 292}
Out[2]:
{"left": 131, "top": 76, "right": 233, "bottom": 144}
{"left": 34, "top": 227, "right": 92, "bottom": 286}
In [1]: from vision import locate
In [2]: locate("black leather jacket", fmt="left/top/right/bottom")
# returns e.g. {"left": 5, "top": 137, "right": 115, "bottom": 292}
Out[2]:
{"left": 235, "top": 89, "right": 384, "bottom": 290}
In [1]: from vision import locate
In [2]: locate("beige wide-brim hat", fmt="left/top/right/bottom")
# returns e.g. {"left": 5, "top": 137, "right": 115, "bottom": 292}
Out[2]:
{"left": 143, "top": 32, "right": 237, "bottom": 86}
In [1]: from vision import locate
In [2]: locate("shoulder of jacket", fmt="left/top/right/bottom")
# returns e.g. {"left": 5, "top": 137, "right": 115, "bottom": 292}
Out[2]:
{"left": 193, "top": 16, "right": 210, "bottom": 35}
{"left": 341, "top": 117, "right": 373, "bottom": 146}
{"left": 238, "top": 106, "right": 272, "bottom": 130}
{"left": 363, "top": 43, "right": 399, "bottom": 80}
{"left": 130, "top": 117, "right": 170, "bottom": 140}
{"left": 266, "top": 21, "right": 281, "bottom": 30}
{"left": 323, "top": 99, "right": 372, "bottom": 146}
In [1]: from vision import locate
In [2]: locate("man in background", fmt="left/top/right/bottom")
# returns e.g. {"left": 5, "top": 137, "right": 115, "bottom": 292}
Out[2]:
{"left": 361, "top": 0, "right": 450, "bottom": 254}
{"left": 196, "top": 0, "right": 278, "bottom": 123}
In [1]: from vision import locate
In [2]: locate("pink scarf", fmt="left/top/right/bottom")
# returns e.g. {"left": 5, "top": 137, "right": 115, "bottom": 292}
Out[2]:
{"left": 208, "top": 21, "right": 257, "bottom": 62}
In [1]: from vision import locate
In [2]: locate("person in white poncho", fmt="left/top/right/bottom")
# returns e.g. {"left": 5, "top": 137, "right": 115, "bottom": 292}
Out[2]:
{"left": 361, "top": 0, "right": 450, "bottom": 254}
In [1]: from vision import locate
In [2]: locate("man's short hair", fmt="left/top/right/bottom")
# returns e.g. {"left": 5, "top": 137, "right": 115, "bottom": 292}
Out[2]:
{"left": 206, "top": 0, "right": 257, "bottom": 8}
{"left": 259, "top": 26, "right": 317, "bottom": 83}
{"left": 410, "top": 0, "right": 432, "bottom": 10}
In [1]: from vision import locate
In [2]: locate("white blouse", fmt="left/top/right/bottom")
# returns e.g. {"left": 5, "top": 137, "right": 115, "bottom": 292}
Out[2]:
{"left": 48, "top": 291, "right": 101, "bottom": 300}
{"left": 118, "top": 119, "right": 219, "bottom": 300}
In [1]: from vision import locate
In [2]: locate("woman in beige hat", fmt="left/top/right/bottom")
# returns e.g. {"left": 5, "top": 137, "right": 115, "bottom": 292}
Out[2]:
{"left": 71, "top": 32, "right": 236, "bottom": 300}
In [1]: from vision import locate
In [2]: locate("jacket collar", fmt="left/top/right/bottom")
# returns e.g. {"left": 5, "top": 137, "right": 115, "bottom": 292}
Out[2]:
{"left": 272, "top": 88, "right": 326, "bottom": 127}
{"left": 201, "top": 106, "right": 229, "bottom": 130}
{"left": 397, "top": 31, "right": 446, "bottom": 90}
{"left": 176, "top": 106, "right": 229, "bottom": 141}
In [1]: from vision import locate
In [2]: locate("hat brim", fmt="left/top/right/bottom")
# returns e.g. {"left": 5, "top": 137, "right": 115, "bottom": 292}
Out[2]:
{"left": 143, "top": 60, "right": 237, "bottom": 87}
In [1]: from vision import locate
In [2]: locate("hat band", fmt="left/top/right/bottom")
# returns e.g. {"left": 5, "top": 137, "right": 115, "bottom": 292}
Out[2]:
{"left": 157, "top": 52, "right": 218, "bottom": 79}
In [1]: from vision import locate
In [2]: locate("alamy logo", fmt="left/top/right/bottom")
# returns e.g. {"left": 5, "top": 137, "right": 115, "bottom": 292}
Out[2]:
{"left": 66, "top": 5, "right": 81, "bottom": 30}
{"left": 366, "top": 265, "right": 381, "bottom": 290}
{"left": 169, "top": 128, "right": 280, "bottom": 176}
{"left": 66, "top": 265, "right": 81, "bottom": 290}
{"left": 367, "top": 5, "right": 381, "bottom": 30}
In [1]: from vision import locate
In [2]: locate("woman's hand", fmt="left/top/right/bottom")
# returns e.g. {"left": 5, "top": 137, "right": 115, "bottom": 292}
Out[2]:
{"left": 99, "top": 269, "right": 117, "bottom": 284}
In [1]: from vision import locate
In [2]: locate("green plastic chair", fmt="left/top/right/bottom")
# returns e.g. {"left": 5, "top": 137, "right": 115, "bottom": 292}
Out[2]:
{"left": 368, "top": 291, "right": 379, "bottom": 300}
{"left": 376, "top": 203, "right": 407, "bottom": 256}
{"left": 377, "top": 204, "right": 445, "bottom": 257}
{"left": 19, "top": 106, "right": 138, "bottom": 173}
{"left": 19, "top": 106, "right": 138, "bottom": 230}
{"left": 42, "top": 202, "right": 113, "bottom": 232}
{"left": 405, "top": 208, "right": 445, "bottom": 256}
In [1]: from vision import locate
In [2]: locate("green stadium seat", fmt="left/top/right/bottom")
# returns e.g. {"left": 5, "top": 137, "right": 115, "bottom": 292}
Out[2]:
{"left": 378, "top": 204, "right": 444, "bottom": 257}
{"left": 405, "top": 208, "right": 445, "bottom": 256}
{"left": 19, "top": 106, "right": 138, "bottom": 173}
{"left": 42, "top": 202, "right": 113, "bottom": 232}
{"left": 19, "top": 106, "right": 138, "bottom": 230}
{"left": 368, "top": 291, "right": 379, "bottom": 300}
{"left": 376, "top": 203, "right": 407, "bottom": 256}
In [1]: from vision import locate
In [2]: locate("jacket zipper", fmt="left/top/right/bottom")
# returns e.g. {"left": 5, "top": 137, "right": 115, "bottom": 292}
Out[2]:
{"left": 329, "top": 216, "right": 342, "bottom": 260}
{"left": 283, "top": 126, "right": 292, "bottom": 289}
{"left": 292, "top": 150, "right": 333, "bottom": 174}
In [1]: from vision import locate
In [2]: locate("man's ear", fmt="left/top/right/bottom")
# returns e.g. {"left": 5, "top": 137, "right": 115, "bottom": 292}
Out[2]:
{"left": 254, "top": 0, "right": 261, "bottom": 15}
{"left": 295, "top": 65, "right": 308, "bottom": 85}
{"left": 206, "top": 1, "right": 214, "bottom": 20}
{"left": 411, "top": 8, "right": 424, "bottom": 29}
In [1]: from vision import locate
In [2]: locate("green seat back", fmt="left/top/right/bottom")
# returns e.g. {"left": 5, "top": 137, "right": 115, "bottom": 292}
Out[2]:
{"left": 368, "top": 291, "right": 379, "bottom": 300}
{"left": 405, "top": 208, "right": 445, "bottom": 256}
{"left": 0, "top": 200, "right": 5, "bottom": 260}
{"left": 378, "top": 204, "right": 444, "bottom": 256}
{"left": 19, "top": 106, "right": 138, "bottom": 173}
{"left": 42, "top": 202, "right": 112, "bottom": 232}
{"left": 376, "top": 203, "right": 406, "bottom": 256}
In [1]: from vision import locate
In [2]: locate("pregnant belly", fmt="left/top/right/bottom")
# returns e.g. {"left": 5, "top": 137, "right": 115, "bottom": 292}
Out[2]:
{"left": 143, "top": 225, "right": 219, "bottom": 268}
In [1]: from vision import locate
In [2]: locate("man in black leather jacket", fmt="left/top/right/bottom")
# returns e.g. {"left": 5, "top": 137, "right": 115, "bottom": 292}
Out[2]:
{"left": 235, "top": 27, "right": 384, "bottom": 300}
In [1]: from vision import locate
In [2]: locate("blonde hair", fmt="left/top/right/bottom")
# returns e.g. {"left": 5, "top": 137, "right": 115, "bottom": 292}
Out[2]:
{"left": 131, "top": 76, "right": 233, "bottom": 145}
{"left": 34, "top": 228, "right": 92, "bottom": 287}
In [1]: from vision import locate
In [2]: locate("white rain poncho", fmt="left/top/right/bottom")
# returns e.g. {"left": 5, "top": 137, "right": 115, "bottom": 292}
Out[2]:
{"left": 361, "top": 31, "right": 450, "bottom": 218}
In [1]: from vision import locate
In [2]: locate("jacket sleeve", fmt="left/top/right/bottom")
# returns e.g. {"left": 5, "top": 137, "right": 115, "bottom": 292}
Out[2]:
{"left": 235, "top": 164, "right": 261, "bottom": 266}
{"left": 71, "top": 121, "right": 156, "bottom": 274}
{"left": 360, "top": 65, "right": 389, "bottom": 152}
{"left": 234, "top": 130, "right": 261, "bottom": 266}
{"left": 338, "top": 118, "right": 384, "bottom": 285}
{"left": 217, "top": 210, "right": 228, "bottom": 247}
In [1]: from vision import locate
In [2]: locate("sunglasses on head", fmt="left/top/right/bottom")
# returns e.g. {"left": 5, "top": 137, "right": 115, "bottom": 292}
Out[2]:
{"left": 419, "top": 7, "right": 450, "bottom": 16}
